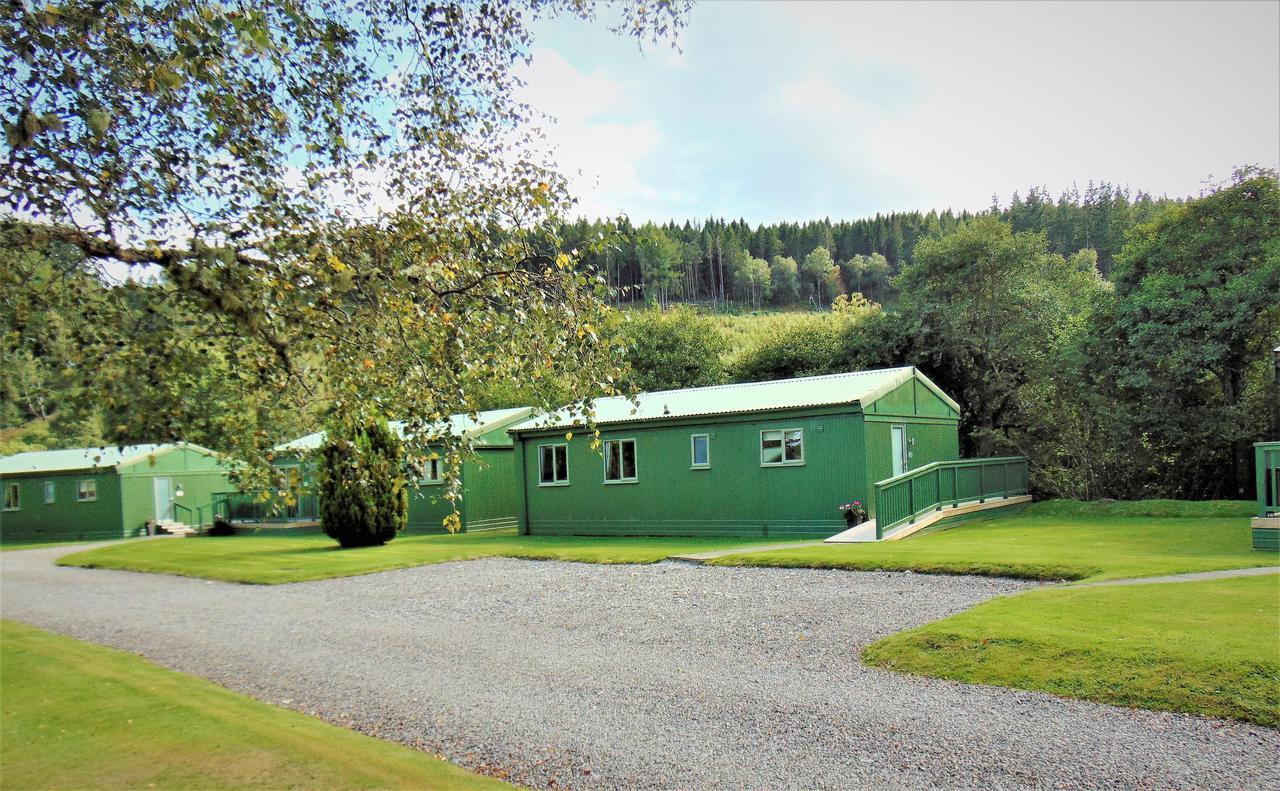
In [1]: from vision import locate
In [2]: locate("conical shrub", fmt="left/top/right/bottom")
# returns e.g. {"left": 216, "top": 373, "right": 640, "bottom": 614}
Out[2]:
{"left": 319, "top": 418, "right": 408, "bottom": 548}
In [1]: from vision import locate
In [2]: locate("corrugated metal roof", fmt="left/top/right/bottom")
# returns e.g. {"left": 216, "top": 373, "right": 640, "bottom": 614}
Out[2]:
{"left": 508, "top": 367, "right": 959, "bottom": 433}
{"left": 272, "top": 407, "right": 534, "bottom": 453}
{"left": 0, "top": 443, "right": 211, "bottom": 475}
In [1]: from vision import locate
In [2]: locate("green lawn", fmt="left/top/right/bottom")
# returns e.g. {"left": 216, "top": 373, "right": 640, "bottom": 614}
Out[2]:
{"left": 710, "top": 501, "right": 1273, "bottom": 582}
{"left": 58, "top": 529, "right": 795, "bottom": 584}
{"left": 863, "top": 575, "right": 1280, "bottom": 726}
{"left": 0, "top": 620, "right": 512, "bottom": 789}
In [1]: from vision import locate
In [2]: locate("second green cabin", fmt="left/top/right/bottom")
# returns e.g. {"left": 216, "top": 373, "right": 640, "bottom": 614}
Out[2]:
{"left": 509, "top": 366, "right": 961, "bottom": 538}
{"left": 271, "top": 407, "right": 532, "bottom": 533}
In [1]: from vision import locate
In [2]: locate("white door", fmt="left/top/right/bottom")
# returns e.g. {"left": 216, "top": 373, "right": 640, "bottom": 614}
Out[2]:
{"left": 891, "top": 426, "right": 908, "bottom": 477}
{"left": 153, "top": 477, "right": 174, "bottom": 522}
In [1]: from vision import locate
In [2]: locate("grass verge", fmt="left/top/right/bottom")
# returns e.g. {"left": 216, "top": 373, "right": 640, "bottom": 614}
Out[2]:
{"left": 58, "top": 529, "right": 798, "bottom": 584}
{"left": 710, "top": 510, "right": 1275, "bottom": 582}
{"left": 1022, "top": 498, "right": 1256, "bottom": 519}
{"left": 2, "top": 539, "right": 119, "bottom": 553}
{"left": 862, "top": 575, "right": 1280, "bottom": 726}
{"left": 0, "top": 620, "right": 511, "bottom": 789}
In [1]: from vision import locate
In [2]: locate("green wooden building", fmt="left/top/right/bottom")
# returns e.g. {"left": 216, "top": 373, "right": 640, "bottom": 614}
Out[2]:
{"left": 1253, "top": 440, "right": 1280, "bottom": 551}
{"left": 0, "top": 443, "right": 234, "bottom": 544}
{"left": 268, "top": 407, "right": 532, "bottom": 533}
{"left": 508, "top": 367, "right": 965, "bottom": 538}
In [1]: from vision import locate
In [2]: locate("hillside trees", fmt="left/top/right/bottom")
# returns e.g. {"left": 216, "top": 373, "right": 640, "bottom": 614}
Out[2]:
{"left": 733, "top": 256, "right": 772, "bottom": 309}
{"left": 636, "top": 223, "right": 683, "bottom": 307}
{"left": 802, "top": 246, "right": 836, "bottom": 305}
{"left": 1105, "top": 168, "right": 1280, "bottom": 498}
{"left": 553, "top": 186, "right": 1179, "bottom": 310}
{"left": 886, "top": 217, "right": 1084, "bottom": 456}
{"left": 840, "top": 253, "right": 891, "bottom": 303}
{"left": 769, "top": 256, "right": 800, "bottom": 304}
{"left": 3, "top": 0, "right": 687, "bottom": 484}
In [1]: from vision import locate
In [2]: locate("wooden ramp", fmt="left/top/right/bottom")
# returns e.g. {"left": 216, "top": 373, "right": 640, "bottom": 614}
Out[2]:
{"left": 825, "top": 495, "right": 1032, "bottom": 543}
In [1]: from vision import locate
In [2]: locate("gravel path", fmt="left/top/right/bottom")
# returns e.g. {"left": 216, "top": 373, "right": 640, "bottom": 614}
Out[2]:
{"left": 2, "top": 547, "right": 1277, "bottom": 790}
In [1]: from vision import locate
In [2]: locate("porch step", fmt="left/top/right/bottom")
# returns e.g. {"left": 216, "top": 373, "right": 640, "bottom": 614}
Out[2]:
{"left": 156, "top": 521, "right": 197, "bottom": 537}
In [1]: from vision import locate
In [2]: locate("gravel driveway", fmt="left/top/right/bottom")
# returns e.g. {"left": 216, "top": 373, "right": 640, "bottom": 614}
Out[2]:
{"left": 2, "top": 546, "right": 1276, "bottom": 789}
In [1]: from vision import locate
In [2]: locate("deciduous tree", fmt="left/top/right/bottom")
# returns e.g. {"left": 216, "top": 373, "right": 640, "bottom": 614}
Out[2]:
{"left": 2, "top": 0, "right": 688, "bottom": 486}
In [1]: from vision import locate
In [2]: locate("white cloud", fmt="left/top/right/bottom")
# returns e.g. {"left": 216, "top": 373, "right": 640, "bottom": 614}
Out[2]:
{"left": 524, "top": 1, "right": 1278, "bottom": 222}
{"left": 762, "top": 0, "right": 1280, "bottom": 212}
{"left": 516, "top": 48, "right": 677, "bottom": 219}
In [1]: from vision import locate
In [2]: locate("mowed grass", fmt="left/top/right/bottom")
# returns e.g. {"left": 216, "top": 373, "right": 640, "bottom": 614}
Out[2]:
{"left": 863, "top": 575, "right": 1280, "bottom": 726}
{"left": 58, "top": 529, "right": 795, "bottom": 584}
{"left": 0, "top": 620, "right": 511, "bottom": 790}
{"left": 710, "top": 500, "right": 1272, "bottom": 582}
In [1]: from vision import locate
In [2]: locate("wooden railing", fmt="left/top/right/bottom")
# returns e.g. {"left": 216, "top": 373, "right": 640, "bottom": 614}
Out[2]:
{"left": 873, "top": 456, "right": 1029, "bottom": 539}
{"left": 1257, "top": 441, "right": 1280, "bottom": 518}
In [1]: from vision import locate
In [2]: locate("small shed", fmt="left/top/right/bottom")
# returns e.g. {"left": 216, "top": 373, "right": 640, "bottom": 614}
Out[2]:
{"left": 270, "top": 407, "right": 532, "bottom": 533}
{"left": 0, "top": 443, "right": 233, "bottom": 544}
{"left": 508, "top": 367, "right": 962, "bottom": 538}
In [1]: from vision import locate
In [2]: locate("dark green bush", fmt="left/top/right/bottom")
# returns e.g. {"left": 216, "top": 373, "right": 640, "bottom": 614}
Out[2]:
{"left": 318, "top": 418, "right": 408, "bottom": 548}
{"left": 622, "top": 307, "right": 728, "bottom": 391}
{"left": 730, "top": 315, "right": 846, "bottom": 381}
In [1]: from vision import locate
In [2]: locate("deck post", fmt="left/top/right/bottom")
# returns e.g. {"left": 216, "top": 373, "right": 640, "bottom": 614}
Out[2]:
{"left": 907, "top": 477, "right": 915, "bottom": 523}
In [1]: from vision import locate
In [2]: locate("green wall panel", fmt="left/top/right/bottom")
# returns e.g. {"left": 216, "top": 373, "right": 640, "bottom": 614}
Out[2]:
{"left": 863, "top": 418, "right": 961, "bottom": 518}
{"left": 518, "top": 411, "right": 868, "bottom": 537}
{"left": 461, "top": 448, "right": 518, "bottom": 530}
{"left": 119, "top": 470, "right": 235, "bottom": 535}
{"left": 383, "top": 447, "right": 518, "bottom": 535}
{"left": 0, "top": 472, "right": 124, "bottom": 543}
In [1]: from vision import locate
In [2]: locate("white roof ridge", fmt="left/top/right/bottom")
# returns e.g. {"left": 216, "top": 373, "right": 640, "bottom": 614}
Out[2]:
{"left": 507, "top": 366, "right": 955, "bottom": 433}
{"left": 613, "top": 366, "right": 916, "bottom": 401}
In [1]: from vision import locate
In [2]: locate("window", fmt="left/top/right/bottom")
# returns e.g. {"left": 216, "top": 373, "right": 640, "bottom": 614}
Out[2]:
{"left": 77, "top": 479, "right": 97, "bottom": 502}
{"left": 422, "top": 457, "right": 443, "bottom": 485}
{"left": 761, "top": 428, "right": 804, "bottom": 466}
{"left": 44, "top": 481, "right": 55, "bottom": 504}
{"left": 4, "top": 483, "right": 18, "bottom": 511}
{"left": 603, "top": 439, "right": 637, "bottom": 483}
{"left": 538, "top": 444, "right": 569, "bottom": 485}
{"left": 690, "top": 434, "right": 710, "bottom": 469}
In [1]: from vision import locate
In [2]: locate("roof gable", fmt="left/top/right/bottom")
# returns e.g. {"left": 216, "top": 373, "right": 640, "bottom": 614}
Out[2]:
{"left": 508, "top": 367, "right": 959, "bottom": 432}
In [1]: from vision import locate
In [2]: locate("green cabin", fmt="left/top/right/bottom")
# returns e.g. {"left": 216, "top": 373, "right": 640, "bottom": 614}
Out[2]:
{"left": 508, "top": 367, "right": 963, "bottom": 538}
{"left": 0, "top": 443, "right": 234, "bottom": 544}
{"left": 269, "top": 407, "right": 532, "bottom": 534}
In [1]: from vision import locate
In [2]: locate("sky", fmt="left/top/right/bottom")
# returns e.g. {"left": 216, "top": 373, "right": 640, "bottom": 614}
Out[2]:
{"left": 516, "top": 0, "right": 1280, "bottom": 223}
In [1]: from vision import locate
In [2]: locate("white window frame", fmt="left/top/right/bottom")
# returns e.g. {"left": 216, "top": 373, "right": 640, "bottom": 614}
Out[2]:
{"left": 4, "top": 482, "right": 19, "bottom": 511}
{"left": 421, "top": 456, "right": 444, "bottom": 485}
{"left": 760, "top": 428, "right": 805, "bottom": 467}
{"left": 602, "top": 438, "right": 638, "bottom": 484}
{"left": 43, "top": 481, "right": 55, "bottom": 504}
{"left": 690, "top": 434, "right": 711, "bottom": 469}
{"left": 538, "top": 443, "right": 569, "bottom": 486}
{"left": 77, "top": 479, "right": 97, "bottom": 502}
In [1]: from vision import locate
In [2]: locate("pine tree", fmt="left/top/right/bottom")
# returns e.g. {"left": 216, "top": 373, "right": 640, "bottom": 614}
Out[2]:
{"left": 319, "top": 418, "right": 409, "bottom": 548}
